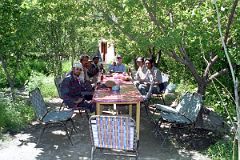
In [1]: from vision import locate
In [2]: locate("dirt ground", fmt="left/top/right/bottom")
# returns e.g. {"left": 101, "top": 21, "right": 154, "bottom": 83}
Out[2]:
{"left": 0, "top": 98, "right": 213, "bottom": 160}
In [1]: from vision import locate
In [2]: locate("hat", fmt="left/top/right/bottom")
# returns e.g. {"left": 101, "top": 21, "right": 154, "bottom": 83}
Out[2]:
{"left": 93, "top": 55, "right": 99, "bottom": 59}
{"left": 73, "top": 62, "right": 83, "bottom": 68}
{"left": 136, "top": 57, "right": 144, "bottom": 62}
{"left": 116, "top": 55, "right": 122, "bottom": 58}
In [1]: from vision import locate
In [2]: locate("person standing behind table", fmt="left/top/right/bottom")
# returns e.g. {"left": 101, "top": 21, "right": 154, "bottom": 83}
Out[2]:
{"left": 113, "top": 54, "right": 126, "bottom": 73}
{"left": 133, "top": 57, "right": 148, "bottom": 88}
{"left": 138, "top": 58, "right": 162, "bottom": 95}
{"left": 60, "top": 62, "right": 95, "bottom": 112}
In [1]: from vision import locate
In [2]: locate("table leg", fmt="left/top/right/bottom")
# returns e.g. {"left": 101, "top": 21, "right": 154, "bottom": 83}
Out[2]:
{"left": 129, "top": 104, "right": 132, "bottom": 117}
{"left": 96, "top": 103, "right": 101, "bottom": 115}
{"left": 136, "top": 102, "right": 140, "bottom": 140}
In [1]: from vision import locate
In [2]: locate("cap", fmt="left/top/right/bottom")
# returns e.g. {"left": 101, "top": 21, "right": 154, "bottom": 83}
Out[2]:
{"left": 136, "top": 57, "right": 144, "bottom": 62}
{"left": 116, "top": 55, "right": 122, "bottom": 58}
{"left": 72, "top": 62, "right": 83, "bottom": 68}
{"left": 93, "top": 55, "right": 99, "bottom": 59}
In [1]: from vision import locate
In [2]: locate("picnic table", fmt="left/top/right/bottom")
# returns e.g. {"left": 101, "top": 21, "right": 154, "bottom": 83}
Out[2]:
{"left": 92, "top": 73, "right": 143, "bottom": 140}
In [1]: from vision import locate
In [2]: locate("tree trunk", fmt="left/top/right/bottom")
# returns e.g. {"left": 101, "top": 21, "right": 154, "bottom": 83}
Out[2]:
{"left": 197, "top": 81, "right": 207, "bottom": 96}
{"left": 0, "top": 57, "right": 15, "bottom": 101}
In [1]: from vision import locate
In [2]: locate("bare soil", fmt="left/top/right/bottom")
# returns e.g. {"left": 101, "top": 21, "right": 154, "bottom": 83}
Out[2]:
{"left": 0, "top": 98, "right": 215, "bottom": 160}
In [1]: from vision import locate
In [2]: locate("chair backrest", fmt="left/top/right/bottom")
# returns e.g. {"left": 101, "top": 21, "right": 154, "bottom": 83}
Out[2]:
{"left": 176, "top": 92, "right": 202, "bottom": 122}
{"left": 54, "top": 76, "right": 63, "bottom": 99}
{"left": 159, "top": 73, "right": 169, "bottom": 93}
{"left": 161, "top": 73, "right": 169, "bottom": 83}
{"left": 29, "top": 88, "right": 48, "bottom": 121}
{"left": 89, "top": 115, "right": 138, "bottom": 151}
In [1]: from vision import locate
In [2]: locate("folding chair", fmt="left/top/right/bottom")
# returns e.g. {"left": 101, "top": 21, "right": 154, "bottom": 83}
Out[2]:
{"left": 29, "top": 88, "right": 77, "bottom": 145}
{"left": 152, "top": 73, "right": 169, "bottom": 104}
{"left": 89, "top": 115, "right": 139, "bottom": 160}
{"left": 54, "top": 76, "right": 65, "bottom": 111}
{"left": 150, "top": 92, "right": 202, "bottom": 136}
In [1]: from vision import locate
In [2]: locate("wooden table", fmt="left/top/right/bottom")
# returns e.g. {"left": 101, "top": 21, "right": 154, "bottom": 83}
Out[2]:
{"left": 92, "top": 74, "right": 143, "bottom": 140}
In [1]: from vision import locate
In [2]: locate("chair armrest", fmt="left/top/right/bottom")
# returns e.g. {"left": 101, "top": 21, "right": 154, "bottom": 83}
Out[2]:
{"left": 154, "top": 104, "right": 178, "bottom": 114}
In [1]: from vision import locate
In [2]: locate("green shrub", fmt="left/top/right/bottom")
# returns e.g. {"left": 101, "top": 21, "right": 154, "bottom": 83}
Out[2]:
{"left": 62, "top": 60, "right": 71, "bottom": 73}
{"left": 26, "top": 71, "right": 58, "bottom": 98}
{"left": 206, "top": 139, "right": 236, "bottom": 160}
{"left": 0, "top": 98, "right": 35, "bottom": 133}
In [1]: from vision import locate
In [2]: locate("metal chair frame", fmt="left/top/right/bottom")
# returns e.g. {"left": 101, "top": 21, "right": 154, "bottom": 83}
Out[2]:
{"left": 89, "top": 115, "right": 139, "bottom": 160}
{"left": 29, "top": 88, "right": 77, "bottom": 146}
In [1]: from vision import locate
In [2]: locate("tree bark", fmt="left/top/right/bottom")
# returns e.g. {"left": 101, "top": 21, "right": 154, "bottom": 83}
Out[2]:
{"left": 0, "top": 56, "right": 15, "bottom": 101}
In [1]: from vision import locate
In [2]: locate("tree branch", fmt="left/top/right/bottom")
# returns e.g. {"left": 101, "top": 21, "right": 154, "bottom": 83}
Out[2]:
{"left": 204, "top": 55, "right": 218, "bottom": 77}
{"left": 224, "top": 0, "right": 239, "bottom": 44}
{"left": 208, "top": 68, "right": 228, "bottom": 81}
{"left": 141, "top": 0, "right": 165, "bottom": 33}
{"left": 179, "top": 46, "right": 202, "bottom": 83}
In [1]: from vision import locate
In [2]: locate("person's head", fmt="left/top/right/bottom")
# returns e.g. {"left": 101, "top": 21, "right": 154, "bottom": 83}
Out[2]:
{"left": 136, "top": 57, "right": 144, "bottom": 67}
{"left": 112, "top": 61, "right": 116, "bottom": 66}
{"left": 145, "top": 58, "right": 154, "bottom": 69}
{"left": 116, "top": 55, "right": 122, "bottom": 64}
{"left": 80, "top": 55, "right": 89, "bottom": 68}
{"left": 72, "top": 62, "right": 83, "bottom": 77}
{"left": 93, "top": 56, "right": 99, "bottom": 65}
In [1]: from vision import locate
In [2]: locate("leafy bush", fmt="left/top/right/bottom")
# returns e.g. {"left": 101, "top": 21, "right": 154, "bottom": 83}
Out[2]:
{"left": 175, "top": 80, "right": 198, "bottom": 94}
{"left": 62, "top": 60, "right": 72, "bottom": 74}
{"left": 26, "top": 71, "right": 58, "bottom": 98}
{"left": 29, "top": 59, "right": 49, "bottom": 74}
{"left": 206, "top": 139, "right": 236, "bottom": 160}
{"left": 0, "top": 98, "right": 35, "bottom": 133}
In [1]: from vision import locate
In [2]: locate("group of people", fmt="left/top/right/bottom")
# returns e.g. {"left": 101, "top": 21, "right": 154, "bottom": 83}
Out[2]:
{"left": 59, "top": 53, "right": 164, "bottom": 113}
{"left": 133, "top": 57, "right": 163, "bottom": 95}
{"left": 60, "top": 55, "right": 103, "bottom": 113}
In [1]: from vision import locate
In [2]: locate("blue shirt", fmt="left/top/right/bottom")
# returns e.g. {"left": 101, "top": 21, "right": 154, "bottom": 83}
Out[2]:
{"left": 110, "top": 64, "right": 125, "bottom": 72}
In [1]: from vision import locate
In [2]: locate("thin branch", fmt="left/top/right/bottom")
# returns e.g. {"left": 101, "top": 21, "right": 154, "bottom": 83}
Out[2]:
{"left": 204, "top": 55, "right": 218, "bottom": 77}
{"left": 208, "top": 68, "right": 228, "bottom": 81}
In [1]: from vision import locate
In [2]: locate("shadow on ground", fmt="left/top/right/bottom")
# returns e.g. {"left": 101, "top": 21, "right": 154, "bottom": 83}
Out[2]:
{"left": 0, "top": 99, "right": 214, "bottom": 160}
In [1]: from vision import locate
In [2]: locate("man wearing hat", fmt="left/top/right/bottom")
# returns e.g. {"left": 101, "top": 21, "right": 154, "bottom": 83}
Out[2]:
{"left": 60, "top": 62, "right": 95, "bottom": 112}
{"left": 109, "top": 54, "right": 125, "bottom": 73}
{"left": 134, "top": 57, "right": 147, "bottom": 84}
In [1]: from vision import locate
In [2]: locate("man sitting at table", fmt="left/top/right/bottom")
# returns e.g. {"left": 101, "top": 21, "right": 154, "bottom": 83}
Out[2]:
{"left": 80, "top": 54, "right": 94, "bottom": 100}
{"left": 138, "top": 58, "right": 162, "bottom": 95}
{"left": 60, "top": 62, "right": 95, "bottom": 112}
{"left": 87, "top": 55, "right": 100, "bottom": 83}
{"left": 109, "top": 55, "right": 126, "bottom": 73}
{"left": 133, "top": 57, "right": 148, "bottom": 87}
